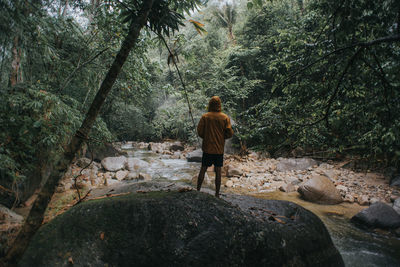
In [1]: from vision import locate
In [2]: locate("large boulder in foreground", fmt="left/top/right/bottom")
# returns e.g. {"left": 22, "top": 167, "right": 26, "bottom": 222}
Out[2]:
{"left": 298, "top": 175, "right": 343, "bottom": 204}
{"left": 351, "top": 202, "right": 400, "bottom": 230}
{"left": 20, "top": 190, "right": 343, "bottom": 267}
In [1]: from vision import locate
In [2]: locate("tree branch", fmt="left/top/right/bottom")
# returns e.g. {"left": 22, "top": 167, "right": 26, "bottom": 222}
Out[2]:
{"left": 260, "top": 34, "right": 400, "bottom": 111}
{"left": 58, "top": 47, "right": 109, "bottom": 93}
{"left": 295, "top": 47, "right": 364, "bottom": 127}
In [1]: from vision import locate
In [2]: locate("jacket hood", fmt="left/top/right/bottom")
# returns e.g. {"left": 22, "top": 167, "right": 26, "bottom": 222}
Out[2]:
{"left": 208, "top": 96, "right": 222, "bottom": 112}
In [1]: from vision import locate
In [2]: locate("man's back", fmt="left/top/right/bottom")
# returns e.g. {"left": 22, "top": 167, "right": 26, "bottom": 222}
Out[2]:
{"left": 197, "top": 111, "right": 233, "bottom": 154}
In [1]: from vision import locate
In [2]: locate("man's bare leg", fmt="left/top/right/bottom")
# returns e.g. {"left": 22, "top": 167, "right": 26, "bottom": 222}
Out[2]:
{"left": 215, "top": 167, "right": 222, "bottom": 198}
{"left": 197, "top": 166, "right": 208, "bottom": 191}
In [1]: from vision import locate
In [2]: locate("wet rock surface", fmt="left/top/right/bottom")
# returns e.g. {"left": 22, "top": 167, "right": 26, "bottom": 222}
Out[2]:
{"left": 101, "top": 156, "right": 127, "bottom": 172}
{"left": 186, "top": 149, "right": 203, "bottom": 163}
{"left": 20, "top": 187, "right": 343, "bottom": 267}
{"left": 351, "top": 202, "right": 400, "bottom": 230}
{"left": 298, "top": 175, "right": 343, "bottom": 204}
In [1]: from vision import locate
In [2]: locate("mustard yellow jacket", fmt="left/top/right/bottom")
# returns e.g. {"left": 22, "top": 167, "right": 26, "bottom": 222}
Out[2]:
{"left": 197, "top": 112, "right": 234, "bottom": 154}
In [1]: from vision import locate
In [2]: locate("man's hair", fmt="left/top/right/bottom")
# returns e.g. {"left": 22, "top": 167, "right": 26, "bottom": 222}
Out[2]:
{"left": 208, "top": 96, "right": 222, "bottom": 112}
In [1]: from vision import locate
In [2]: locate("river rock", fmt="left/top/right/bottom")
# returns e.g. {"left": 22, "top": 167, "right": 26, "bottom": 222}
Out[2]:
{"left": 86, "top": 142, "right": 120, "bottom": 162}
{"left": 225, "top": 180, "right": 233, "bottom": 188}
{"left": 351, "top": 202, "right": 400, "bottom": 230}
{"left": 75, "top": 157, "right": 92, "bottom": 168}
{"left": 115, "top": 170, "right": 129, "bottom": 181}
{"left": 124, "top": 172, "right": 139, "bottom": 181}
{"left": 226, "top": 165, "right": 243, "bottom": 177}
{"left": 138, "top": 173, "right": 152, "bottom": 181}
{"left": 0, "top": 204, "right": 23, "bottom": 223}
{"left": 148, "top": 142, "right": 165, "bottom": 153}
{"left": 169, "top": 142, "right": 184, "bottom": 151}
{"left": 125, "top": 158, "right": 150, "bottom": 171}
{"left": 101, "top": 156, "right": 127, "bottom": 172}
{"left": 276, "top": 158, "right": 318, "bottom": 172}
{"left": 286, "top": 176, "right": 301, "bottom": 185}
{"left": 390, "top": 175, "right": 400, "bottom": 187}
{"left": 370, "top": 197, "right": 380, "bottom": 204}
{"left": 393, "top": 198, "right": 400, "bottom": 215}
{"left": 298, "top": 175, "right": 343, "bottom": 204}
{"left": 358, "top": 195, "right": 369, "bottom": 206}
{"left": 336, "top": 185, "right": 348, "bottom": 193}
{"left": 20, "top": 190, "right": 344, "bottom": 267}
{"left": 186, "top": 149, "right": 202, "bottom": 163}
{"left": 279, "top": 183, "right": 295, "bottom": 193}
{"left": 344, "top": 194, "right": 354, "bottom": 203}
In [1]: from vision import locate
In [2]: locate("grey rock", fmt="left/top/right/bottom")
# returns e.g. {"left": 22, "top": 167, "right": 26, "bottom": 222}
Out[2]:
{"left": 124, "top": 172, "right": 139, "bottom": 181}
{"left": 85, "top": 142, "right": 120, "bottom": 162}
{"left": 279, "top": 183, "right": 296, "bottom": 193}
{"left": 277, "top": 158, "right": 318, "bottom": 172}
{"left": 393, "top": 198, "right": 400, "bottom": 215}
{"left": 390, "top": 175, "right": 400, "bottom": 187}
{"left": 358, "top": 195, "right": 369, "bottom": 206}
{"left": 20, "top": 190, "right": 344, "bottom": 267}
{"left": 370, "top": 197, "right": 380, "bottom": 204}
{"left": 344, "top": 194, "right": 354, "bottom": 203}
{"left": 115, "top": 170, "right": 129, "bottom": 181}
{"left": 351, "top": 202, "right": 400, "bottom": 230}
{"left": 226, "top": 166, "right": 243, "bottom": 177}
{"left": 125, "top": 158, "right": 150, "bottom": 171}
{"left": 101, "top": 156, "right": 127, "bottom": 172}
{"left": 138, "top": 173, "right": 152, "bottom": 181}
{"left": 75, "top": 157, "right": 92, "bottom": 168}
{"left": 169, "top": 142, "right": 184, "bottom": 151}
{"left": 0, "top": 204, "right": 23, "bottom": 223}
{"left": 286, "top": 176, "right": 301, "bottom": 185}
{"left": 186, "top": 149, "right": 203, "bottom": 163}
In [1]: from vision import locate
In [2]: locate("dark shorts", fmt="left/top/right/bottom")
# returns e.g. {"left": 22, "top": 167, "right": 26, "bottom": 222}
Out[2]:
{"left": 202, "top": 153, "right": 223, "bottom": 167}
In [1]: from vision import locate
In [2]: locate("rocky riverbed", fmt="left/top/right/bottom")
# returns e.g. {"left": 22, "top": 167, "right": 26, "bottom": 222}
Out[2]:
{"left": 52, "top": 141, "right": 399, "bottom": 208}
{"left": 1, "top": 141, "right": 400, "bottom": 262}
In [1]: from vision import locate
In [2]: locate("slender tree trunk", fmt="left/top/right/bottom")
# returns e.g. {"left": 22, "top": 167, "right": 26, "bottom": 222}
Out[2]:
{"left": 62, "top": 0, "right": 69, "bottom": 17}
{"left": 2, "top": 1, "right": 154, "bottom": 265}
{"left": 0, "top": 38, "right": 7, "bottom": 85}
{"left": 9, "top": 36, "right": 21, "bottom": 86}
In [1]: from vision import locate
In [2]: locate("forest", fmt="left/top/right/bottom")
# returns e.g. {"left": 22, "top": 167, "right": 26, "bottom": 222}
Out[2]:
{"left": 0, "top": 0, "right": 400, "bottom": 265}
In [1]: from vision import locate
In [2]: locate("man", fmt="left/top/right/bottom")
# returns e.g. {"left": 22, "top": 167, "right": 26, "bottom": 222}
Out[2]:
{"left": 197, "top": 96, "right": 234, "bottom": 197}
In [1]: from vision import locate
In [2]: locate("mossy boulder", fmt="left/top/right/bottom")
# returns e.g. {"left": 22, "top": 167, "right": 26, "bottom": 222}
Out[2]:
{"left": 20, "top": 190, "right": 343, "bottom": 266}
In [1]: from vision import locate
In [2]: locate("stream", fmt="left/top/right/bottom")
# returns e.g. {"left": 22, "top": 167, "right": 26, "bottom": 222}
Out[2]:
{"left": 121, "top": 145, "right": 400, "bottom": 266}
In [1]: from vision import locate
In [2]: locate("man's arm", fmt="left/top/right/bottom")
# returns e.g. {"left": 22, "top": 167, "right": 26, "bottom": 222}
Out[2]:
{"left": 224, "top": 117, "right": 234, "bottom": 139}
{"left": 197, "top": 116, "right": 205, "bottom": 138}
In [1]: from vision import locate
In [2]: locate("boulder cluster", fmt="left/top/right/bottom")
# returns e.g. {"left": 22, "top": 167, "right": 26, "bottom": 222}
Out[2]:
{"left": 220, "top": 153, "right": 399, "bottom": 208}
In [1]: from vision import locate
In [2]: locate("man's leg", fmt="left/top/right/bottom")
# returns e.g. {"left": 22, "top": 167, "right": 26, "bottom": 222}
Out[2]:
{"left": 214, "top": 166, "right": 222, "bottom": 198}
{"left": 197, "top": 166, "right": 208, "bottom": 191}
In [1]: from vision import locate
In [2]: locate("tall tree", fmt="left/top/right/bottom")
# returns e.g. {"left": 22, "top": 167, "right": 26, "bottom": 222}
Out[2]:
{"left": 2, "top": 0, "right": 205, "bottom": 264}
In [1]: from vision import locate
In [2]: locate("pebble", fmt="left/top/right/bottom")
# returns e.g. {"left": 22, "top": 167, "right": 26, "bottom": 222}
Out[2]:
{"left": 225, "top": 180, "right": 234, "bottom": 188}
{"left": 358, "top": 195, "right": 369, "bottom": 206}
{"left": 344, "top": 194, "right": 354, "bottom": 203}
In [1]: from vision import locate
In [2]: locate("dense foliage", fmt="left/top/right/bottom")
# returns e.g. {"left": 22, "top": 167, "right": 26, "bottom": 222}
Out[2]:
{"left": 151, "top": 0, "right": 400, "bottom": 168}
{"left": 0, "top": 0, "right": 399, "bottom": 201}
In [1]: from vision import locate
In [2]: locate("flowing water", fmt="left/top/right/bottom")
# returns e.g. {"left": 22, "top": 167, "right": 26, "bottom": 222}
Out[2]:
{"left": 122, "top": 146, "right": 400, "bottom": 266}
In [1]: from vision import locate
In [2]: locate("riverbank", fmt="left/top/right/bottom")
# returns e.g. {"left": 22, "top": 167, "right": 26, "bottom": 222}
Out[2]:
{"left": 1, "top": 140, "right": 400, "bottom": 262}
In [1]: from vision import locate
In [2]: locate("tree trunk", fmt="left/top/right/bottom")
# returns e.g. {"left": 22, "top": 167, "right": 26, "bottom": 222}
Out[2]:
{"left": 9, "top": 36, "right": 21, "bottom": 87}
{"left": 62, "top": 0, "right": 69, "bottom": 17}
{"left": 2, "top": 1, "right": 154, "bottom": 265}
